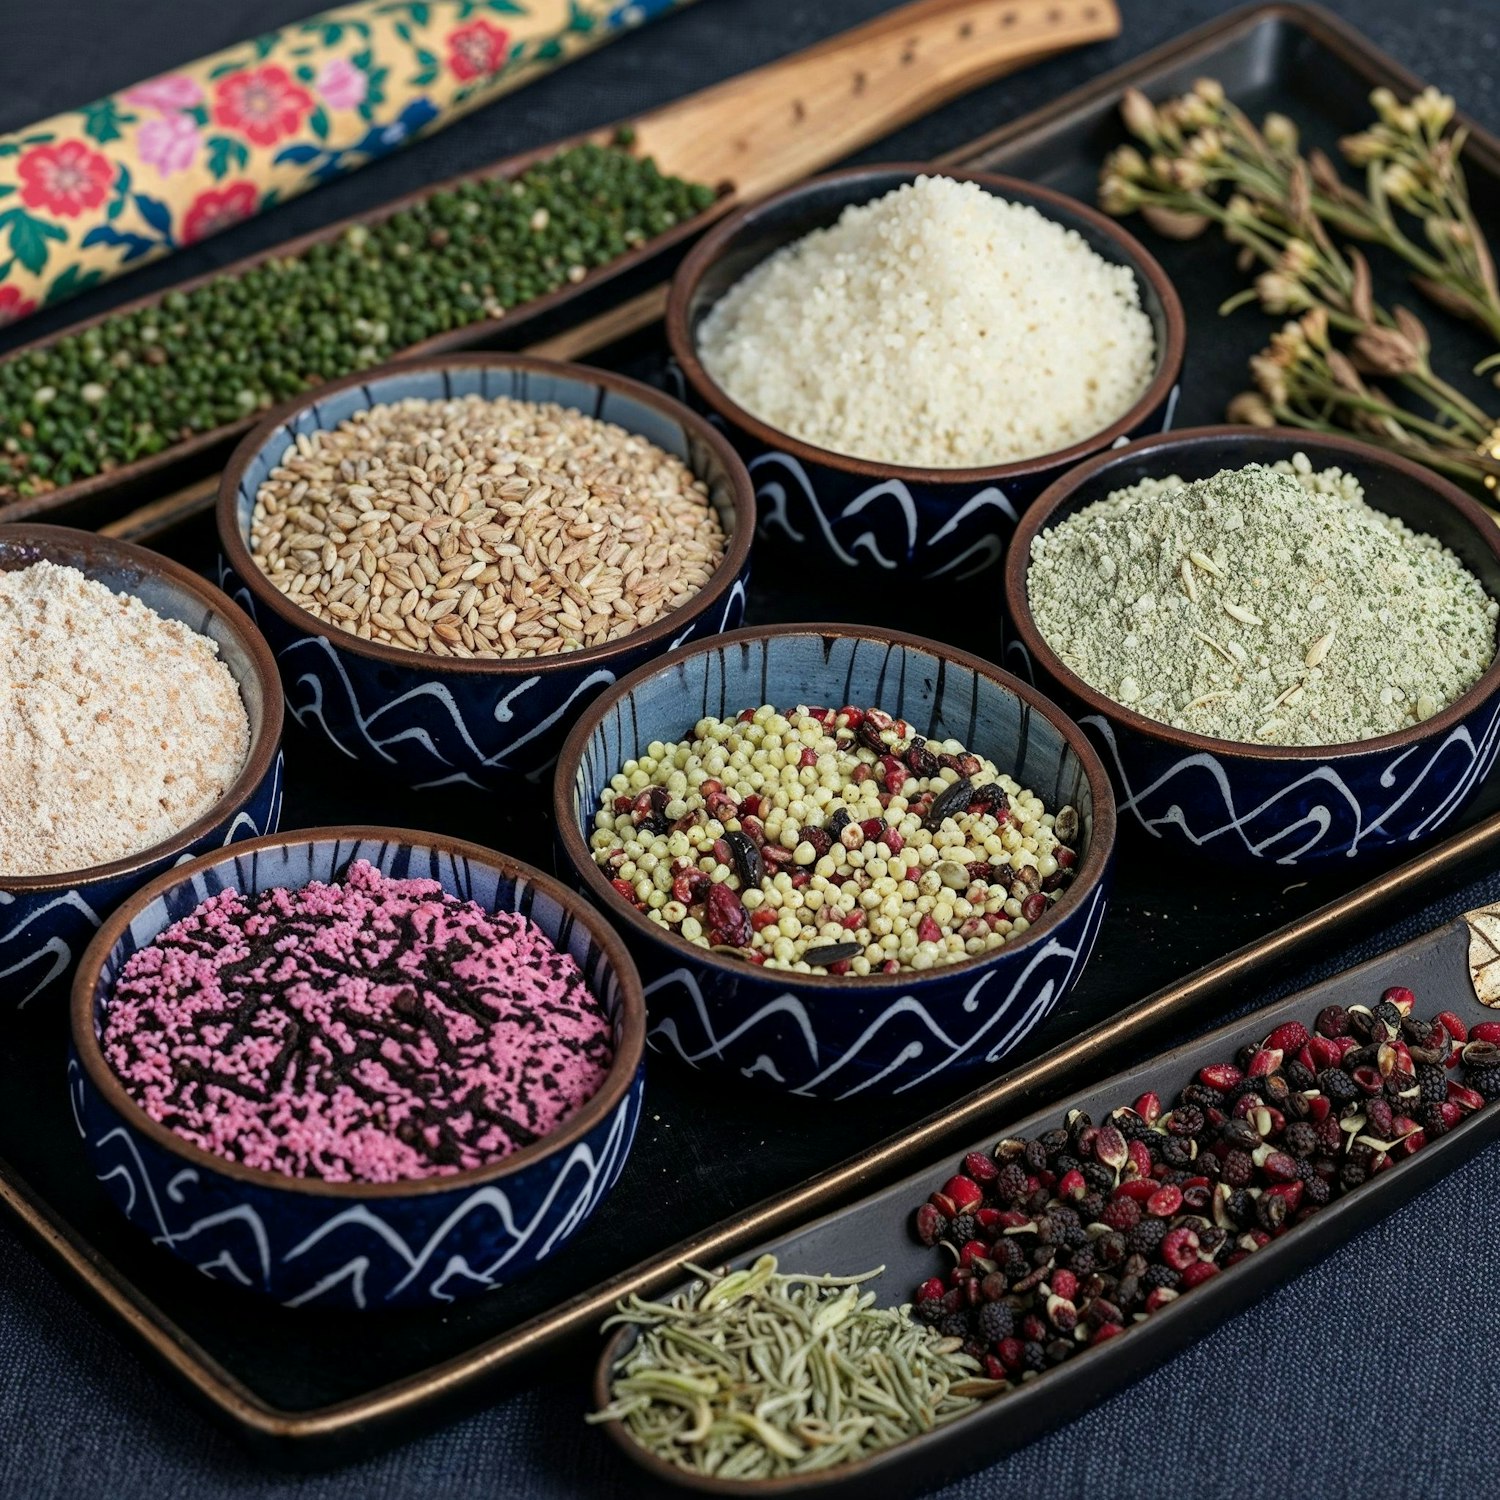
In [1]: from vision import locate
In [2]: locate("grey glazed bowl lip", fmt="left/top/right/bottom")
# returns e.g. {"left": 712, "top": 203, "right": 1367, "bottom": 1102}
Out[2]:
{"left": 665, "top": 162, "right": 1187, "bottom": 484}
{"left": 69, "top": 824, "right": 647, "bottom": 1201}
{"left": 216, "top": 352, "right": 756, "bottom": 677}
{"left": 0, "top": 524, "right": 284, "bottom": 895}
{"left": 1004, "top": 424, "right": 1500, "bottom": 763}
{"left": 553, "top": 621, "right": 1117, "bottom": 992}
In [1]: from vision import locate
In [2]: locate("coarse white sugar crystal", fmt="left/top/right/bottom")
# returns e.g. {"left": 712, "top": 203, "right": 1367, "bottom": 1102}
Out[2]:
{"left": 696, "top": 175, "right": 1158, "bottom": 468}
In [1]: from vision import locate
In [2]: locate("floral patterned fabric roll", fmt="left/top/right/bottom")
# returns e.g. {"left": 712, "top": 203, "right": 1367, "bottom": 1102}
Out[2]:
{"left": 0, "top": 0, "right": 693, "bottom": 327}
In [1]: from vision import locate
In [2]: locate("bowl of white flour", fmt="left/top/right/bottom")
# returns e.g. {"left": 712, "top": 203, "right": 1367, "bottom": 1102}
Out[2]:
{"left": 0, "top": 526, "right": 284, "bottom": 1002}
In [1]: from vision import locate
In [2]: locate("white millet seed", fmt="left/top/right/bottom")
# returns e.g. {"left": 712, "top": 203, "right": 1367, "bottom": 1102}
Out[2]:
{"left": 697, "top": 175, "right": 1156, "bottom": 469}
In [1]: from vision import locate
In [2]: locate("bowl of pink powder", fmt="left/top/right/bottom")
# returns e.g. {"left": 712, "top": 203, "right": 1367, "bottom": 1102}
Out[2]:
{"left": 68, "top": 827, "right": 646, "bottom": 1310}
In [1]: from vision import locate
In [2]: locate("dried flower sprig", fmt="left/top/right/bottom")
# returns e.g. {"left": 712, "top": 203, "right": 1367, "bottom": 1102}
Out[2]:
{"left": 1100, "top": 79, "right": 1500, "bottom": 492}
{"left": 1339, "top": 88, "right": 1500, "bottom": 349}
{"left": 1234, "top": 309, "right": 1500, "bottom": 489}
{"left": 1101, "top": 80, "right": 1500, "bottom": 346}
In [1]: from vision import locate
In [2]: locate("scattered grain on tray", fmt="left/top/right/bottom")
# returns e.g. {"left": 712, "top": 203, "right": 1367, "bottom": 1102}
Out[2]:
{"left": 0, "top": 142, "right": 717, "bottom": 503}
{"left": 0, "top": 561, "right": 248, "bottom": 877}
{"left": 249, "top": 393, "right": 727, "bottom": 660}
{"left": 696, "top": 174, "right": 1157, "bottom": 468}
{"left": 1027, "top": 456, "right": 1498, "bottom": 746}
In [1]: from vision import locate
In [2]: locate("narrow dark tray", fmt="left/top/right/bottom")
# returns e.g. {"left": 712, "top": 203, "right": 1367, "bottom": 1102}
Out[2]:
{"left": 5, "top": 0, "right": 1500, "bottom": 1466}
{"left": 594, "top": 909, "right": 1500, "bottom": 1496}
{"left": 0, "top": 128, "right": 721, "bottom": 533}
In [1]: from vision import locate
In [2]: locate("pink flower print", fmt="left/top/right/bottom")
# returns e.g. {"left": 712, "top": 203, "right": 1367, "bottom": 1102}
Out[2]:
{"left": 123, "top": 74, "right": 205, "bottom": 115}
{"left": 138, "top": 113, "right": 201, "bottom": 178}
{"left": 0, "top": 286, "right": 39, "bottom": 327}
{"left": 316, "top": 57, "right": 368, "bottom": 112}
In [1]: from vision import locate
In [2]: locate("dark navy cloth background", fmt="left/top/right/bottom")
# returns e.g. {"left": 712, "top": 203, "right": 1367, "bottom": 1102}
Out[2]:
{"left": 2, "top": 0, "right": 1498, "bottom": 1494}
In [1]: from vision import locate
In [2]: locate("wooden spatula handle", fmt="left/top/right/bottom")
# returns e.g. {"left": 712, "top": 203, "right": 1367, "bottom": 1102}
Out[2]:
{"left": 626, "top": 0, "right": 1121, "bottom": 201}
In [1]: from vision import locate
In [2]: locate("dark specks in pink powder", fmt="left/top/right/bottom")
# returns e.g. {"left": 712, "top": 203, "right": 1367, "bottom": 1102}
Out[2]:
{"left": 101, "top": 861, "right": 614, "bottom": 1184}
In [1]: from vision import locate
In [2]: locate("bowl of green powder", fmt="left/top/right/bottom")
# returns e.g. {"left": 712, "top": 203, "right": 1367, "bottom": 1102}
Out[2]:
{"left": 1004, "top": 427, "right": 1500, "bottom": 865}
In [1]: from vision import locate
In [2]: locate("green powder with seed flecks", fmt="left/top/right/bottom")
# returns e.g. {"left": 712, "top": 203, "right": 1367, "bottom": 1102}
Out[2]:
{"left": 1026, "top": 455, "right": 1499, "bottom": 747}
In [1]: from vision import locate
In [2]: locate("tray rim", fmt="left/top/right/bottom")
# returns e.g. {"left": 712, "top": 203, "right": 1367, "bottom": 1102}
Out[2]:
{"left": 6, "top": 0, "right": 1500, "bottom": 1455}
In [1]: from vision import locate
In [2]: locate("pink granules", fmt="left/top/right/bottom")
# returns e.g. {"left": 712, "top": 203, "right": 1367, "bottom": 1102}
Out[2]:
{"left": 100, "top": 860, "right": 615, "bottom": 1183}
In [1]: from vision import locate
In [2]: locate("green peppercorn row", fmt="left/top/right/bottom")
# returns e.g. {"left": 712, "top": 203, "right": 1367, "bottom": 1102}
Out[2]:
{"left": 0, "top": 143, "right": 716, "bottom": 502}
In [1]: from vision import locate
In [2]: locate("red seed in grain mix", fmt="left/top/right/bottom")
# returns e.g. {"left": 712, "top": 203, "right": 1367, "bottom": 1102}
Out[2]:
{"left": 101, "top": 860, "right": 614, "bottom": 1183}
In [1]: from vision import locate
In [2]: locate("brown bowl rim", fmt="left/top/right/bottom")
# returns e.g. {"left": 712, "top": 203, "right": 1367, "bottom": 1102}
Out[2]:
{"left": 664, "top": 162, "right": 1188, "bottom": 484}
{"left": 553, "top": 621, "right": 1117, "bottom": 992}
{"left": 215, "top": 352, "right": 757, "bottom": 677}
{"left": 0, "top": 524, "right": 284, "bottom": 893}
{"left": 68, "top": 824, "right": 648, "bottom": 1201}
{"left": 1002, "top": 424, "right": 1500, "bottom": 762}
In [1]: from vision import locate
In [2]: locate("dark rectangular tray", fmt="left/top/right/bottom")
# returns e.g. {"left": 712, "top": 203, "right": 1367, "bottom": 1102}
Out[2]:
{"left": 5, "top": 0, "right": 1500, "bottom": 1465}
{"left": 593, "top": 908, "right": 1500, "bottom": 1496}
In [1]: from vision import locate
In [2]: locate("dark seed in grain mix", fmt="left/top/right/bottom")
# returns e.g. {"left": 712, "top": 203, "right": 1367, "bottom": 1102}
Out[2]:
{"left": 249, "top": 394, "right": 727, "bottom": 660}
{"left": 589, "top": 705, "right": 1081, "bottom": 975}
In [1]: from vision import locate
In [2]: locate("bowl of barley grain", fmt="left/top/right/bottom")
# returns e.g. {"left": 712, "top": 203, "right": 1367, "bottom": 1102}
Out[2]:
{"left": 217, "top": 355, "right": 755, "bottom": 789}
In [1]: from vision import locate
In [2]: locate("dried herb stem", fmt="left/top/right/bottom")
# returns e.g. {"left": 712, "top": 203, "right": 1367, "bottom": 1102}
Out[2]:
{"left": 589, "top": 1255, "right": 1002, "bottom": 1478}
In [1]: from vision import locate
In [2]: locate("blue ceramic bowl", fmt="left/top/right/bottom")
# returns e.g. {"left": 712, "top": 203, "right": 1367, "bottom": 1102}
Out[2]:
{"left": 665, "top": 164, "right": 1185, "bottom": 582}
{"left": 1004, "top": 427, "right": 1500, "bottom": 866}
{"left": 68, "top": 828, "right": 647, "bottom": 1309}
{"left": 1, "top": 526, "right": 284, "bottom": 1007}
{"left": 554, "top": 626, "right": 1116, "bottom": 1101}
{"left": 216, "top": 355, "right": 755, "bottom": 791}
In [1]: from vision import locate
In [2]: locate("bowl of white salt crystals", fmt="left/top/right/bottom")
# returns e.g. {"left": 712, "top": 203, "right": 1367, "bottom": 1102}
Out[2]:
{"left": 217, "top": 354, "right": 755, "bottom": 789}
{"left": 1004, "top": 427, "right": 1500, "bottom": 866}
{"left": 666, "top": 165, "right": 1185, "bottom": 581}
{"left": 0, "top": 526, "right": 284, "bottom": 1003}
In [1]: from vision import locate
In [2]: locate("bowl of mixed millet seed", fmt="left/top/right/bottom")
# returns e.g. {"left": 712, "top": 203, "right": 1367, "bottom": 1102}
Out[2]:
{"left": 554, "top": 624, "right": 1117, "bottom": 1101}
{"left": 216, "top": 353, "right": 756, "bottom": 790}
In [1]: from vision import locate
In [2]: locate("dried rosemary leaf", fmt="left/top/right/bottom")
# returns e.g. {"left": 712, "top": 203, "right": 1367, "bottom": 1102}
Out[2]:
{"left": 588, "top": 1255, "right": 1005, "bottom": 1478}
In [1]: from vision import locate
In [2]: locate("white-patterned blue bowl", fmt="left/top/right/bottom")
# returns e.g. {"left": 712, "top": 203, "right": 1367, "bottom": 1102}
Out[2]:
{"left": 555, "top": 626, "right": 1115, "bottom": 1101}
{"left": 216, "top": 355, "right": 755, "bottom": 791}
{"left": 68, "top": 828, "right": 646, "bottom": 1309}
{"left": 1, "top": 526, "right": 284, "bottom": 1007}
{"left": 1004, "top": 427, "right": 1500, "bottom": 866}
{"left": 666, "top": 164, "right": 1185, "bottom": 582}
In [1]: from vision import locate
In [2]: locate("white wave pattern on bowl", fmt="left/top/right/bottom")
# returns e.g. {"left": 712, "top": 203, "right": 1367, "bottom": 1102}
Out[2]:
{"left": 644, "top": 881, "right": 1109, "bottom": 1100}
{"left": 740, "top": 382, "right": 1181, "bottom": 582}
{"left": 69, "top": 1057, "right": 640, "bottom": 1308}
{"left": 222, "top": 563, "right": 749, "bottom": 790}
{"left": 0, "top": 754, "right": 284, "bottom": 1006}
{"left": 1083, "top": 705, "right": 1500, "bottom": 864}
